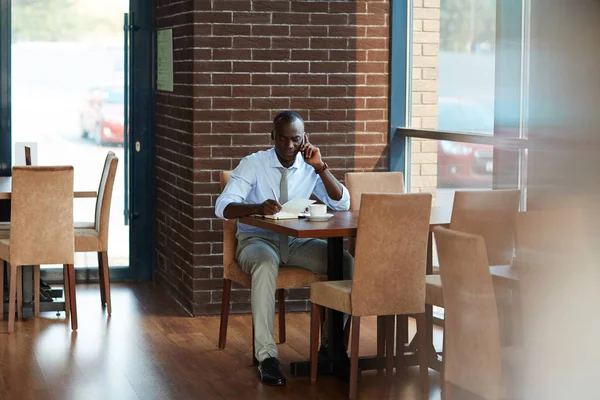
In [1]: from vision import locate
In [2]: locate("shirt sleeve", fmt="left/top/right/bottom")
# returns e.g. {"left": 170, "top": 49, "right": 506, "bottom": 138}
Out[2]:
{"left": 312, "top": 175, "right": 351, "bottom": 211}
{"left": 215, "top": 157, "right": 256, "bottom": 219}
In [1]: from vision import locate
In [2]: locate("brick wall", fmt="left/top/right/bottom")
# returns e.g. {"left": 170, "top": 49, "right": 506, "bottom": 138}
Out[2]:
{"left": 409, "top": 0, "right": 440, "bottom": 202}
{"left": 155, "top": 1, "right": 391, "bottom": 315}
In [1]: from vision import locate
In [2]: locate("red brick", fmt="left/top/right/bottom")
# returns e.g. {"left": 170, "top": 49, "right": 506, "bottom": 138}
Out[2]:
{"left": 329, "top": 74, "right": 364, "bottom": 85}
{"left": 291, "top": 49, "right": 328, "bottom": 61}
{"left": 290, "top": 97, "right": 327, "bottom": 110}
{"left": 329, "top": 50, "right": 366, "bottom": 62}
{"left": 252, "top": 98, "right": 290, "bottom": 109}
{"left": 232, "top": 85, "right": 271, "bottom": 97}
{"left": 310, "top": 109, "right": 347, "bottom": 121}
{"left": 272, "top": 12, "right": 309, "bottom": 25}
{"left": 232, "top": 110, "right": 271, "bottom": 121}
{"left": 272, "top": 62, "right": 308, "bottom": 73}
{"left": 366, "top": 97, "right": 389, "bottom": 109}
{"left": 195, "top": 61, "right": 231, "bottom": 73}
{"left": 367, "top": 27, "right": 389, "bottom": 38}
{"left": 367, "top": 74, "right": 388, "bottom": 85}
{"left": 212, "top": 73, "right": 251, "bottom": 85}
{"left": 252, "top": 49, "right": 291, "bottom": 61}
{"left": 213, "top": 24, "right": 252, "bottom": 36}
{"left": 368, "top": 50, "right": 389, "bottom": 62}
{"left": 368, "top": 2, "right": 390, "bottom": 14}
{"left": 290, "top": 25, "right": 327, "bottom": 37}
{"left": 311, "top": 37, "right": 347, "bottom": 50}
{"left": 214, "top": 48, "right": 251, "bottom": 60}
{"left": 232, "top": 12, "right": 271, "bottom": 24}
{"left": 290, "top": 74, "right": 327, "bottom": 85}
{"left": 211, "top": 122, "right": 251, "bottom": 134}
{"left": 195, "top": 12, "right": 232, "bottom": 23}
{"left": 213, "top": 1, "right": 251, "bottom": 11}
{"left": 355, "top": 85, "right": 387, "bottom": 97}
{"left": 311, "top": 14, "right": 347, "bottom": 25}
{"left": 212, "top": 98, "right": 251, "bottom": 109}
{"left": 271, "top": 85, "right": 309, "bottom": 97}
{"left": 329, "top": 2, "right": 366, "bottom": 13}
{"left": 330, "top": 26, "right": 365, "bottom": 37}
{"left": 272, "top": 37, "right": 309, "bottom": 49}
{"left": 233, "top": 61, "right": 271, "bottom": 73}
{"left": 232, "top": 134, "right": 270, "bottom": 146}
{"left": 310, "top": 62, "right": 347, "bottom": 74}
{"left": 252, "top": 25, "right": 290, "bottom": 36}
{"left": 252, "top": 74, "right": 289, "bottom": 85}
{"left": 351, "top": 38, "right": 387, "bottom": 50}
{"left": 233, "top": 37, "right": 271, "bottom": 48}
{"left": 253, "top": 0, "right": 290, "bottom": 12}
{"left": 291, "top": 1, "right": 328, "bottom": 13}
{"left": 310, "top": 86, "right": 347, "bottom": 97}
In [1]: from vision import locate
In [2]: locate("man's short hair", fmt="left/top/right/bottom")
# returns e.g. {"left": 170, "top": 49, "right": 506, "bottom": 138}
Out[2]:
{"left": 272, "top": 110, "right": 304, "bottom": 127}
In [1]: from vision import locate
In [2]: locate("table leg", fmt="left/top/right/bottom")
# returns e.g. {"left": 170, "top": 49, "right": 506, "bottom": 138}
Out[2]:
{"left": 290, "top": 237, "right": 349, "bottom": 379}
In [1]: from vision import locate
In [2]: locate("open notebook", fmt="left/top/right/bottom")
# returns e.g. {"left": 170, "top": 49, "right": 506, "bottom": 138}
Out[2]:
{"left": 264, "top": 198, "right": 315, "bottom": 220}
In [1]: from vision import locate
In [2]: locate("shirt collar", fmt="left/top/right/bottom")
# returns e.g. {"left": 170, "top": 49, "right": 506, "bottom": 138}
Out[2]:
{"left": 268, "top": 147, "right": 303, "bottom": 170}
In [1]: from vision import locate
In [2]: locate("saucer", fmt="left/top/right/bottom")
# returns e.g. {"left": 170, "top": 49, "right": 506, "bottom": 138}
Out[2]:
{"left": 307, "top": 213, "right": 334, "bottom": 222}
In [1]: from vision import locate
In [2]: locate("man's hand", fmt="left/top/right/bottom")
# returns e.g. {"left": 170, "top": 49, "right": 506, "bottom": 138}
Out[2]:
{"left": 301, "top": 134, "right": 324, "bottom": 170}
{"left": 261, "top": 199, "right": 282, "bottom": 215}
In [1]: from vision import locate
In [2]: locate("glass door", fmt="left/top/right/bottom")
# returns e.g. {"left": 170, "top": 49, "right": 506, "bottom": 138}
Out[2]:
{"left": 11, "top": 0, "right": 130, "bottom": 276}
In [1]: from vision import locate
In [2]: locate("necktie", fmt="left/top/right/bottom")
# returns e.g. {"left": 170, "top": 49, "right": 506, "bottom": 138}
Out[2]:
{"left": 278, "top": 168, "right": 289, "bottom": 263}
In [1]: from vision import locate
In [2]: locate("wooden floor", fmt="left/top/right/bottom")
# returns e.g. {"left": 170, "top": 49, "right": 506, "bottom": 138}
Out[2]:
{"left": 0, "top": 283, "right": 443, "bottom": 399}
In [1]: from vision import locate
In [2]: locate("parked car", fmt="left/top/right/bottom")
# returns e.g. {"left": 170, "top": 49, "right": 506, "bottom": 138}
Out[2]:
{"left": 437, "top": 97, "right": 494, "bottom": 188}
{"left": 80, "top": 85, "right": 124, "bottom": 145}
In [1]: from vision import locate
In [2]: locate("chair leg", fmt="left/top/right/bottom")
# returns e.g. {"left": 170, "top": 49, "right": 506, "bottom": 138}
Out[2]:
{"left": 218, "top": 279, "right": 232, "bottom": 349}
{"left": 97, "top": 252, "right": 106, "bottom": 305}
{"left": 8, "top": 264, "right": 18, "bottom": 333}
{"left": 99, "top": 251, "right": 111, "bottom": 315}
{"left": 34, "top": 266, "right": 40, "bottom": 317}
{"left": 396, "top": 315, "right": 408, "bottom": 378}
{"left": 277, "top": 288, "right": 286, "bottom": 344}
{"left": 252, "top": 321, "right": 258, "bottom": 366}
{"left": 63, "top": 264, "right": 70, "bottom": 319}
{"left": 376, "top": 315, "right": 385, "bottom": 375}
{"left": 349, "top": 316, "right": 361, "bottom": 400}
{"left": 343, "top": 317, "right": 351, "bottom": 350}
{"left": 0, "top": 261, "right": 4, "bottom": 319}
{"left": 385, "top": 315, "right": 395, "bottom": 376}
{"left": 416, "top": 313, "right": 430, "bottom": 399}
{"left": 16, "top": 266, "right": 22, "bottom": 319}
{"left": 310, "top": 302, "right": 321, "bottom": 382}
{"left": 65, "top": 264, "right": 78, "bottom": 331}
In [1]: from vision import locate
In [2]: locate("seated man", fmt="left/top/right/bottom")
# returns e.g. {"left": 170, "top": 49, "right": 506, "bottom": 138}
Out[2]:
{"left": 215, "top": 110, "right": 353, "bottom": 386}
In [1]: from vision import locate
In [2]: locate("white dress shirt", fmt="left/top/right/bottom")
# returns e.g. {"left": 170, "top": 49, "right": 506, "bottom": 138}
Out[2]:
{"left": 215, "top": 148, "right": 350, "bottom": 236}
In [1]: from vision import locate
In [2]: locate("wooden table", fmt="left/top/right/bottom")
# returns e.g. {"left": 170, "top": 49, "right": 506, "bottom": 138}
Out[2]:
{"left": 0, "top": 177, "right": 98, "bottom": 318}
{"left": 240, "top": 205, "right": 451, "bottom": 379}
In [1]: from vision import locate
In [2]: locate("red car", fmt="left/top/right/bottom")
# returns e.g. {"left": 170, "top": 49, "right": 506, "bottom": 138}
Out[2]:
{"left": 437, "top": 98, "right": 494, "bottom": 188}
{"left": 80, "top": 86, "right": 125, "bottom": 145}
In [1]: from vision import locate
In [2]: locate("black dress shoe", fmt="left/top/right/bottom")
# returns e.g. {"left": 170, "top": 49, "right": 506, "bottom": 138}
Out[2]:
{"left": 258, "top": 357, "right": 286, "bottom": 386}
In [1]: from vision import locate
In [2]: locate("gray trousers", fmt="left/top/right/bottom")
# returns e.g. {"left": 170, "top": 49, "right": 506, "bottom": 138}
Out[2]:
{"left": 236, "top": 233, "right": 354, "bottom": 362}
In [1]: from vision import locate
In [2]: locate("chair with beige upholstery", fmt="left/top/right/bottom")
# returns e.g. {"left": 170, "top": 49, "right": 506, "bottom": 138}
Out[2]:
{"left": 434, "top": 226, "right": 512, "bottom": 400}
{"left": 74, "top": 151, "right": 118, "bottom": 315}
{"left": 345, "top": 171, "right": 405, "bottom": 368}
{"left": 309, "top": 193, "right": 432, "bottom": 399}
{"left": 425, "top": 189, "right": 520, "bottom": 364}
{"left": 218, "top": 171, "right": 325, "bottom": 362}
{"left": 0, "top": 166, "right": 76, "bottom": 333}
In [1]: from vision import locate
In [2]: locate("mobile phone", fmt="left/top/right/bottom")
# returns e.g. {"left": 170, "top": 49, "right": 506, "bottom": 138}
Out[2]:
{"left": 301, "top": 135, "right": 306, "bottom": 159}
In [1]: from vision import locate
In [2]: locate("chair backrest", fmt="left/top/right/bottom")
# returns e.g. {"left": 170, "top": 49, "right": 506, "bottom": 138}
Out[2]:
{"left": 10, "top": 166, "right": 74, "bottom": 266}
{"left": 351, "top": 193, "right": 431, "bottom": 316}
{"left": 450, "top": 189, "right": 520, "bottom": 265}
{"left": 220, "top": 171, "right": 237, "bottom": 279}
{"left": 94, "top": 152, "right": 119, "bottom": 249}
{"left": 434, "top": 226, "right": 505, "bottom": 400}
{"left": 345, "top": 172, "right": 405, "bottom": 211}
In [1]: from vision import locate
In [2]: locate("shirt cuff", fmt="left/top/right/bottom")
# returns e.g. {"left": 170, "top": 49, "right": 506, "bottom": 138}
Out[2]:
{"left": 326, "top": 186, "right": 350, "bottom": 211}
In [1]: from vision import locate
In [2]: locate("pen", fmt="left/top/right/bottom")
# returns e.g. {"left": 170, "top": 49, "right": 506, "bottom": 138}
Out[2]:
{"left": 271, "top": 188, "right": 278, "bottom": 202}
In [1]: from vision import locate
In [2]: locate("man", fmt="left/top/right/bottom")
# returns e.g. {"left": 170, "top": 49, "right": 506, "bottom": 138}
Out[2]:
{"left": 215, "top": 111, "right": 353, "bottom": 386}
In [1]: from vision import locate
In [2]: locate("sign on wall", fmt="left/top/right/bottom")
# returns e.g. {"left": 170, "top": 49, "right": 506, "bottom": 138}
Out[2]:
{"left": 156, "top": 28, "right": 174, "bottom": 92}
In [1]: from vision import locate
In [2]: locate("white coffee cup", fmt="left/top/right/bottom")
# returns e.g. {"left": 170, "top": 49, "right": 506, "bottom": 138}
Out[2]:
{"left": 309, "top": 204, "right": 327, "bottom": 216}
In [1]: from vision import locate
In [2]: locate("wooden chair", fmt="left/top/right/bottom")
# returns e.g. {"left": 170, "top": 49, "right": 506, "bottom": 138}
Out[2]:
{"left": 345, "top": 171, "right": 405, "bottom": 365}
{"left": 309, "top": 193, "right": 432, "bottom": 399}
{"left": 74, "top": 152, "right": 118, "bottom": 314}
{"left": 426, "top": 189, "right": 521, "bottom": 366}
{"left": 0, "top": 166, "right": 76, "bottom": 332}
{"left": 218, "top": 171, "right": 324, "bottom": 363}
{"left": 434, "top": 226, "right": 509, "bottom": 400}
